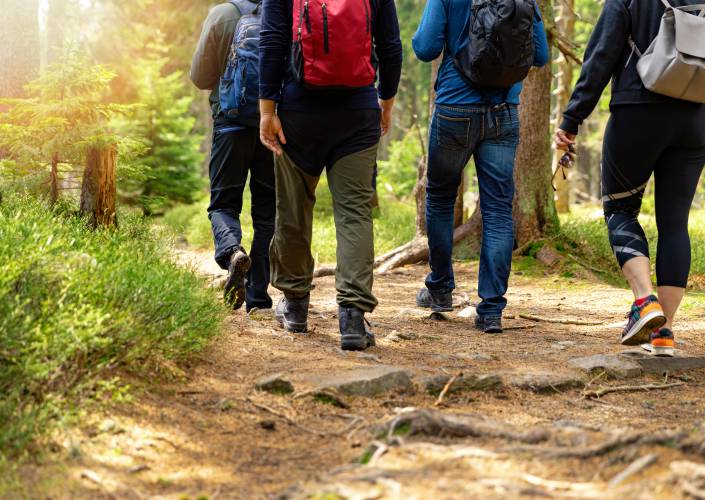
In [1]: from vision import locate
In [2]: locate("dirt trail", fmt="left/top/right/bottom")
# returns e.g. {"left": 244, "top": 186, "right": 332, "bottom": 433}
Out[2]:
{"left": 23, "top": 252, "right": 705, "bottom": 499}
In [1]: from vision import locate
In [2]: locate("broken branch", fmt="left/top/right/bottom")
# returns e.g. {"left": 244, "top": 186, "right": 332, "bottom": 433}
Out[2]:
{"left": 583, "top": 382, "right": 685, "bottom": 399}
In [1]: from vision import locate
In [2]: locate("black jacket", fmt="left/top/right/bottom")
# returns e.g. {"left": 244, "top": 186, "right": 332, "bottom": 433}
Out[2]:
{"left": 561, "top": 0, "right": 703, "bottom": 135}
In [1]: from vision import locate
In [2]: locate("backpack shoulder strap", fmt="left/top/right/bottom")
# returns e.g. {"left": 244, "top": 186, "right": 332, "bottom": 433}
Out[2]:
{"left": 660, "top": 0, "right": 672, "bottom": 9}
{"left": 230, "top": 0, "right": 259, "bottom": 17}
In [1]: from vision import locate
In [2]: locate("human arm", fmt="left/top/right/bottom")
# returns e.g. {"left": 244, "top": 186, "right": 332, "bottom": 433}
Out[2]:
{"left": 259, "top": 0, "right": 291, "bottom": 102}
{"left": 411, "top": 0, "right": 446, "bottom": 62}
{"left": 190, "top": 4, "right": 239, "bottom": 90}
{"left": 532, "top": 5, "right": 550, "bottom": 68}
{"left": 558, "top": 0, "right": 630, "bottom": 136}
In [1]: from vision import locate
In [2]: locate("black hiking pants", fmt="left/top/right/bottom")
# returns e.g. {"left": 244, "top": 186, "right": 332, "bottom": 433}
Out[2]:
{"left": 208, "top": 118, "right": 276, "bottom": 310}
{"left": 602, "top": 102, "right": 705, "bottom": 288}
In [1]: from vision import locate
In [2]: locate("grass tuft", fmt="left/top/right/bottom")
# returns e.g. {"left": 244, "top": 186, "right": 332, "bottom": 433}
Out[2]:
{"left": 0, "top": 194, "right": 223, "bottom": 460}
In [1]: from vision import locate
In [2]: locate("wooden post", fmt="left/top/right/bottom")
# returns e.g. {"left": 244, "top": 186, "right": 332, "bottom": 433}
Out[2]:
{"left": 81, "top": 144, "right": 117, "bottom": 228}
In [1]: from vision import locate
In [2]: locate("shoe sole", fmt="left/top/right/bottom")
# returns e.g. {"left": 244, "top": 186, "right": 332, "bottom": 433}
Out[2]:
{"left": 641, "top": 343, "right": 675, "bottom": 357}
{"left": 484, "top": 327, "right": 503, "bottom": 334}
{"left": 275, "top": 314, "right": 307, "bottom": 334}
{"left": 224, "top": 254, "right": 252, "bottom": 310}
{"left": 341, "top": 335, "right": 376, "bottom": 351}
{"left": 621, "top": 311, "right": 667, "bottom": 346}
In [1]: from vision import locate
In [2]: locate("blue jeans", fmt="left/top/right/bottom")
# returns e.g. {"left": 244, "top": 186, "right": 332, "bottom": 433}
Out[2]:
{"left": 209, "top": 119, "right": 276, "bottom": 310}
{"left": 425, "top": 104, "right": 520, "bottom": 318}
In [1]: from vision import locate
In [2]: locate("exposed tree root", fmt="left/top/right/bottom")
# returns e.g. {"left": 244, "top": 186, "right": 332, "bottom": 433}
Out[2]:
{"left": 386, "top": 409, "right": 551, "bottom": 444}
{"left": 517, "top": 313, "right": 603, "bottom": 326}
{"left": 583, "top": 382, "right": 685, "bottom": 399}
{"left": 509, "top": 431, "right": 688, "bottom": 459}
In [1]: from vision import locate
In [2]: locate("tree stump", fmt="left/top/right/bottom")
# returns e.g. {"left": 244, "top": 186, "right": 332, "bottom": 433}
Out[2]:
{"left": 81, "top": 144, "right": 117, "bottom": 228}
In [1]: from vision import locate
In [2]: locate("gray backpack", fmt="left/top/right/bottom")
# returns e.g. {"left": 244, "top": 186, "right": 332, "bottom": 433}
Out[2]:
{"left": 629, "top": 0, "right": 705, "bottom": 103}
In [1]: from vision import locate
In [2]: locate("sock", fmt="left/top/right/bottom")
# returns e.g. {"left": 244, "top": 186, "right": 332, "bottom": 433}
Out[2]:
{"left": 635, "top": 296, "right": 651, "bottom": 307}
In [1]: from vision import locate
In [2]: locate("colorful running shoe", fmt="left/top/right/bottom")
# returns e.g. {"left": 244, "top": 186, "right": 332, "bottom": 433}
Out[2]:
{"left": 621, "top": 295, "right": 666, "bottom": 346}
{"left": 641, "top": 328, "right": 676, "bottom": 357}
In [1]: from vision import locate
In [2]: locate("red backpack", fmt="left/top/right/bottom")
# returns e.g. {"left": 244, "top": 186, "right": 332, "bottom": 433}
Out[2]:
{"left": 291, "top": 0, "right": 376, "bottom": 88}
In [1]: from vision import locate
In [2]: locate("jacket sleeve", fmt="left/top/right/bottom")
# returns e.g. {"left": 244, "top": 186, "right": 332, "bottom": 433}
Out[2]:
{"left": 412, "top": 0, "right": 446, "bottom": 62}
{"left": 259, "top": 0, "right": 291, "bottom": 101}
{"left": 532, "top": 6, "right": 550, "bottom": 68}
{"left": 560, "top": 0, "right": 630, "bottom": 134}
{"left": 375, "top": 0, "right": 404, "bottom": 100}
{"left": 190, "top": 5, "right": 238, "bottom": 91}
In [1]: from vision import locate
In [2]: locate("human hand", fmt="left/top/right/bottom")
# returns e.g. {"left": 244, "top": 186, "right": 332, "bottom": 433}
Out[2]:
{"left": 259, "top": 100, "right": 286, "bottom": 156}
{"left": 379, "top": 98, "right": 395, "bottom": 137}
{"left": 554, "top": 128, "right": 577, "bottom": 152}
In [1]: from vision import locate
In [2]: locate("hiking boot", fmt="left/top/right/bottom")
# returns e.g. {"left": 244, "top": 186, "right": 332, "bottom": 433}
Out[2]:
{"left": 339, "top": 306, "right": 376, "bottom": 351}
{"left": 641, "top": 327, "right": 675, "bottom": 357}
{"left": 621, "top": 295, "right": 666, "bottom": 346}
{"left": 475, "top": 315, "right": 503, "bottom": 334}
{"left": 223, "top": 248, "right": 251, "bottom": 310}
{"left": 274, "top": 295, "right": 309, "bottom": 333}
{"left": 416, "top": 288, "right": 453, "bottom": 312}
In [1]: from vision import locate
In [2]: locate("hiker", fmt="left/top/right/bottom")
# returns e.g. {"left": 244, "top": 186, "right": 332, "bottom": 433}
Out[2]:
{"left": 412, "top": 0, "right": 549, "bottom": 333}
{"left": 555, "top": 0, "right": 705, "bottom": 357}
{"left": 191, "top": 0, "right": 275, "bottom": 312}
{"left": 258, "top": 0, "right": 403, "bottom": 350}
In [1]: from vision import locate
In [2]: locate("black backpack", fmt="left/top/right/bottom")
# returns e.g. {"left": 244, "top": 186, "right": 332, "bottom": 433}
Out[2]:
{"left": 454, "top": 0, "right": 536, "bottom": 90}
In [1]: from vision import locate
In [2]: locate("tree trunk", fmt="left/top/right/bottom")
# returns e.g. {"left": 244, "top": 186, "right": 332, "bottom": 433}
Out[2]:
{"left": 414, "top": 59, "right": 441, "bottom": 238}
{"left": 454, "top": 172, "right": 466, "bottom": 228}
{"left": 513, "top": 0, "right": 559, "bottom": 246}
{"left": 47, "top": 0, "right": 68, "bottom": 65}
{"left": 551, "top": 0, "right": 575, "bottom": 213}
{"left": 0, "top": 0, "right": 40, "bottom": 98}
{"left": 81, "top": 145, "right": 117, "bottom": 228}
{"left": 50, "top": 153, "right": 59, "bottom": 205}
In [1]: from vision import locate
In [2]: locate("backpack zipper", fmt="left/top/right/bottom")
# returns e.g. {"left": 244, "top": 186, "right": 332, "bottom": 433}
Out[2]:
{"left": 304, "top": 0, "right": 312, "bottom": 33}
{"left": 362, "top": 0, "right": 370, "bottom": 34}
{"left": 322, "top": 2, "right": 329, "bottom": 53}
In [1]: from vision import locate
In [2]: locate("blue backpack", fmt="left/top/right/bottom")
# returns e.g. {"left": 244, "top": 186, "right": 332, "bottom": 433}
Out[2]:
{"left": 219, "top": 0, "right": 261, "bottom": 128}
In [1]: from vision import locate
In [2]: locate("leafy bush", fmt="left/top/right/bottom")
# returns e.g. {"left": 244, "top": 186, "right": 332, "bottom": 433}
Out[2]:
{"left": 0, "top": 195, "right": 223, "bottom": 459}
{"left": 377, "top": 134, "right": 424, "bottom": 199}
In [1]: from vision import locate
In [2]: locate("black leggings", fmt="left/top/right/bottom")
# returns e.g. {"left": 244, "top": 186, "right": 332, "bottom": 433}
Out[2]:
{"left": 602, "top": 103, "right": 705, "bottom": 288}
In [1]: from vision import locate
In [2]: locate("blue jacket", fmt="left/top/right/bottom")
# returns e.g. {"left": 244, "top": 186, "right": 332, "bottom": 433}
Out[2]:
{"left": 412, "top": 0, "right": 550, "bottom": 106}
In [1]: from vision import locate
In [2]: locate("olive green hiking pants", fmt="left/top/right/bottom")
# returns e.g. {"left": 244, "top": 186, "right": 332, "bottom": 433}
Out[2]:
{"left": 270, "top": 145, "right": 379, "bottom": 312}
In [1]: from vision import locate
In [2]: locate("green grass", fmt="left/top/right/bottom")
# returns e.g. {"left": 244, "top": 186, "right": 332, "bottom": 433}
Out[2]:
{"left": 559, "top": 205, "right": 705, "bottom": 288}
{"left": 162, "top": 175, "right": 417, "bottom": 264}
{"left": 0, "top": 194, "right": 223, "bottom": 462}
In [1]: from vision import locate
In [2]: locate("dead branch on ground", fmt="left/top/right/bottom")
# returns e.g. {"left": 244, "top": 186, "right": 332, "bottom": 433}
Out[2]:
{"left": 435, "top": 371, "right": 463, "bottom": 406}
{"left": 583, "top": 382, "right": 685, "bottom": 399}
{"left": 518, "top": 313, "right": 603, "bottom": 326}
{"left": 386, "top": 409, "right": 551, "bottom": 444}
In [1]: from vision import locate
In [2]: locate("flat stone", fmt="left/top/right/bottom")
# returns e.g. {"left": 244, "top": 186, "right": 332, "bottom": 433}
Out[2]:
{"left": 255, "top": 373, "right": 295, "bottom": 395}
{"left": 394, "top": 308, "right": 430, "bottom": 320}
{"left": 506, "top": 371, "right": 584, "bottom": 393}
{"left": 621, "top": 350, "right": 705, "bottom": 374}
{"left": 313, "top": 366, "right": 413, "bottom": 397}
{"left": 420, "top": 373, "right": 503, "bottom": 396}
{"left": 385, "top": 330, "right": 418, "bottom": 342}
{"left": 453, "top": 352, "right": 495, "bottom": 362}
{"left": 457, "top": 306, "right": 476, "bottom": 319}
{"left": 568, "top": 354, "right": 643, "bottom": 379}
{"left": 550, "top": 341, "right": 577, "bottom": 351}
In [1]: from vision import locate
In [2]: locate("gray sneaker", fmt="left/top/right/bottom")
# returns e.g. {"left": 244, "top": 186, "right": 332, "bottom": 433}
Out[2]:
{"left": 416, "top": 288, "right": 453, "bottom": 312}
{"left": 274, "top": 296, "right": 309, "bottom": 333}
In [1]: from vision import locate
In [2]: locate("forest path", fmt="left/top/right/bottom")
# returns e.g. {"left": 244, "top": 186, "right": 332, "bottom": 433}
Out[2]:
{"left": 33, "top": 252, "right": 705, "bottom": 499}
